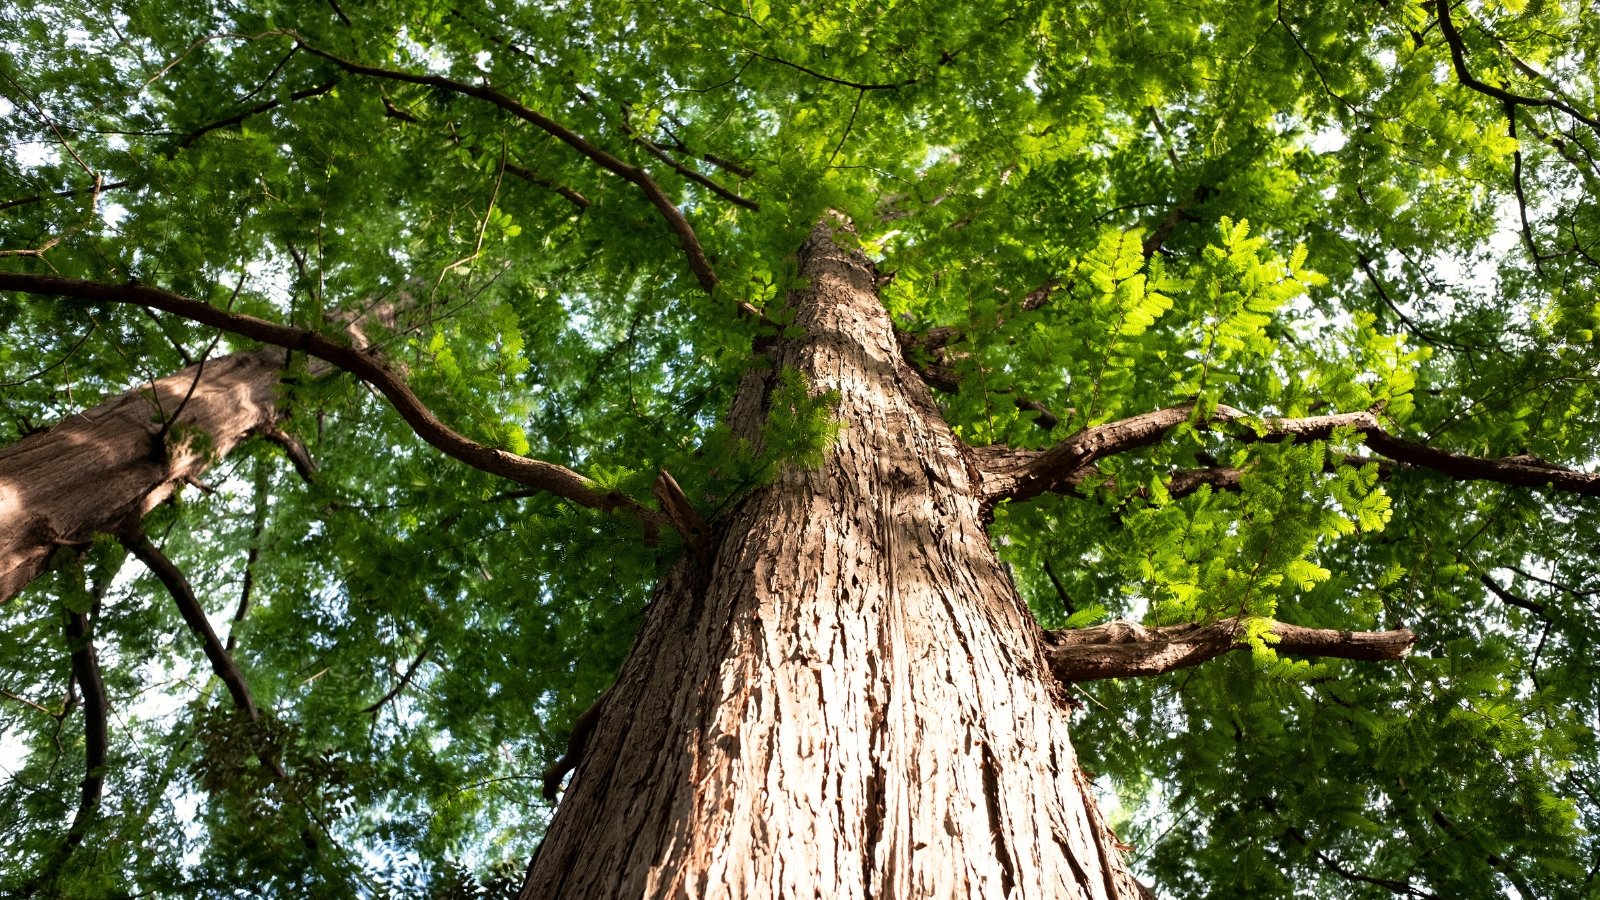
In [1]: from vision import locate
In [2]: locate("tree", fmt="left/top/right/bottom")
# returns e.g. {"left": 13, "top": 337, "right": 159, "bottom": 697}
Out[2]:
{"left": 1, "top": 0, "right": 1597, "bottom": 896}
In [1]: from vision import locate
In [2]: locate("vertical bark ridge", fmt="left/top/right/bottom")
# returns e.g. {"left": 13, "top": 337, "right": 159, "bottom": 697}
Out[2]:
{"left": 522, "top": 221, "right": 1143, "bottom": 899}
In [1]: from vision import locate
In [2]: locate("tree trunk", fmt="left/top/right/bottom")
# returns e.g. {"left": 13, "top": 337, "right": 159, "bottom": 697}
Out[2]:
{"left": 522, "top": 223, "right": 1147, "bottom": 899}
{"left": 0, "top": 349, "right": 286, "bottom": 602}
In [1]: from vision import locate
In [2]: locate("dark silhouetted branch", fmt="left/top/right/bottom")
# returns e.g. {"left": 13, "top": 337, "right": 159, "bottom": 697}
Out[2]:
{"left": 120, "top": 531, "right": 263, "bottom": 721}
{"left": 176, "top": 78, "right": 339, "bottom": 149}
{"left": 503, "top": 161, "right": 591, "bottom": 210}
{"left": 1434, "top": 0, "right": 1600, "bottom": 132}
{"left": 1477, "top": 572, "right": 1548, "bottom": 618}
{"left": 0, "top": 180, "right": 131, "bottom": 212}
{"left": 363, "top": 644, "right": 432, "bottom": 714}
{"left": 46, "top": 607, "right": 109, "bottom": 880}
{"left": 750, "top": 52, "right": 916, "bottom": 91}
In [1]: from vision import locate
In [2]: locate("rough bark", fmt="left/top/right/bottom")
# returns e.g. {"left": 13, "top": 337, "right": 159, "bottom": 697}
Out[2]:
{"left": 0, "top": 349, "right": 286, "bottom": 603}
{"left": 521, "top": 222, "right": 1145, "bottom": 899}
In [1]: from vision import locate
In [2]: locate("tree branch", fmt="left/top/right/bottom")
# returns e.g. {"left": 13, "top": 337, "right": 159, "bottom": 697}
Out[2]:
{"left": 176, "top": 78, "right": 339, "bottom": 149}
{"left": 363, "top": 643, "right": 432, "bottom": 714}
{"left": 613, "top": 105, "right": 758, "bottom": 210}
{"left": 0, "top": 273, "right": 672, "bottom": 534}
{"left": 503, "top": 160, "right": 592, "bottom": 210}
{"left": 120, "top": 531, "right": 264, "bottom": 723}
{"left": 48, "top": 606, "right": 109, "bottom": 878}
{"left": 228, "top": 460, "right": 271, "bottom": 654}
{"left": 1284, "top": 825, "right": 1440, "bottom": 898}
{"left": 658, "top": 118, "right": 756, "bottom": 178}
{"left": 1433, "top": 0, "right": 1600, "bottom": 133}
{"left": 257, "top": 425, "right": 317, "bottom": 483}
{"left": 292, "top": 40, "right": 720, "bottom": 293}
{"left": 976, "top": 403, "right": 1600, "bottom": 503}
{"left": 1476, "top": 571, "right": 1548, "bottom": 618}
{"left": 749, "top": 52, "right": 916, "bottom": 91}
{"left": 1044, "top": 617, "right": 1416, "bottom": 682}
{"left": 0, "top": 180, "right": 131, "bottom": 213}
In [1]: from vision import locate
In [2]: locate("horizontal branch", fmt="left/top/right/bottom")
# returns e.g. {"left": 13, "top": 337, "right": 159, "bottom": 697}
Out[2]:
{"left": 292, "top": 40, "right": 719, "bottom": 293}
{"left": 978, "top": 403, "right": 1600, "bottom": 503}
{"left": 0, "top": 180, "right": 131, "bottom": 213}
{"left": 1044, "top": 617, "right": 1416, "bottom": 682}
{"left": 750, "top": 52, "right": 917, "bottom": 91}
{"left": 0, "top": 273, "right": 671, "bottom": 533}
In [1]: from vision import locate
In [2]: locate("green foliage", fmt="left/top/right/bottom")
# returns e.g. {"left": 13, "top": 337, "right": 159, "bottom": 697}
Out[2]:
{"left": 760, "top": 367, "right": 844, "bottom": 476}
{"left": 2, "top": 0, "right": 1598, "bottom": 895}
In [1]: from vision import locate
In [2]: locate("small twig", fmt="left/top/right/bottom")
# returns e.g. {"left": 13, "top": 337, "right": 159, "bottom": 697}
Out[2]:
{"left": 363, "top": 644, "right": 433, "bottom": 714}
{"left": 750, "top": 52, "right": 916, "bottom": 91}
{"left": 827, "top": 90, "right": 866, "bottom": 168}
{"left": 0, "top": 323, "right": 97, "bottom": 387}
{"left": 153, "top": 271, "right": 243, "bottom": 445}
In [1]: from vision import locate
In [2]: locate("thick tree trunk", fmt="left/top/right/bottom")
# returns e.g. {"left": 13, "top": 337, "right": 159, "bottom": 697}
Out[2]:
{"left": 0, "top": 349, "right": 286, "bottom": 602}
{"left": 522, "top": 223, "right": 1147, "bottom": 899}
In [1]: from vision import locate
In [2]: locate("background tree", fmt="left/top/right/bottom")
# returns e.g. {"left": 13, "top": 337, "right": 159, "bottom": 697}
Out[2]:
{"left": 1, "top": 0, "right": 1597, "bottom": 897}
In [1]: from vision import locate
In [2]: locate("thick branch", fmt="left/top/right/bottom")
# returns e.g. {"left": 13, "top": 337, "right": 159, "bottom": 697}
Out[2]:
{"left": 120, "top": 531, "right": 263, "bottom": 721}
{"left": 294, "top": 41, "right": 719, "bottom": 292}
{"left": 0, "top": 273, "right": 670, "bottom": 533}
{"left": 978, "top": 403, "right": 1600, "bottom": 503}
{"left": 1044, "top": 617, "right": 1416, "bottom": 682}
{"left": 976, "top": 405, "right": 1194, "bottom": 501}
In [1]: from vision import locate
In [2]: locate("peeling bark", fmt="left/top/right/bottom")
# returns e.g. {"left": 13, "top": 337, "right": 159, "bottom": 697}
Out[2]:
{"left": 521, "top": 222, "right": 1145, "bottom": 899}
{"left": 0, "top": 349, "right": 286, "bottom": 603}
{"left": 1044, "top": 618, "right": 1416, "bottom": 682}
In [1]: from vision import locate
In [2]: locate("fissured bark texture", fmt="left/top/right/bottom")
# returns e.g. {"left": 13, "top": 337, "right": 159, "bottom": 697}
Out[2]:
{"left": 522, "top": 224, "right": 1146, "bottom": 899}
{"left": 0, "top": 349, "right": 284, "bottom": 602}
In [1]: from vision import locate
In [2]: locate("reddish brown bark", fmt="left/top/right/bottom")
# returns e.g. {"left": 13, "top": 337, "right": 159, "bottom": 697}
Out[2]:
{"left": 0, "top": 349, "right": 286, "bottom": 603}
{"left": 520, "top": 222, "right": 1146, "bottom": 899}
{"left": 1044, "top": 618, "right": 1416, "bottom": 682}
